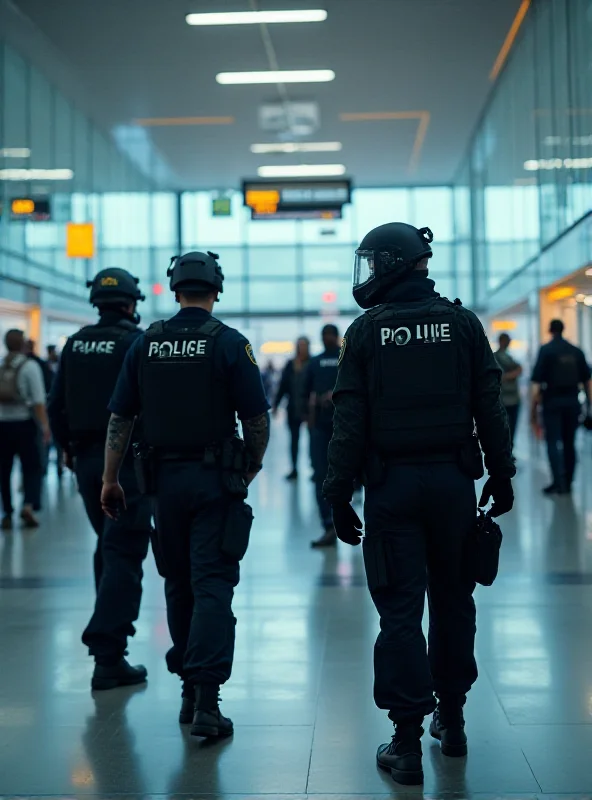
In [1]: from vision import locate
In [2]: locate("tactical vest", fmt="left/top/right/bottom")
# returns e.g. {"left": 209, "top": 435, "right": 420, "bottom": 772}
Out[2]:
{"left": 64, "top": 319, "right": 138, "bottom": 439}
{"left": 367, "top": 299, "right": 473, "bottom": 455}
{"left": 547, "top": 347, "right": 580, "bottom": 391}
{"left": 140, "top": 318, "right": 236, "bottom": 451}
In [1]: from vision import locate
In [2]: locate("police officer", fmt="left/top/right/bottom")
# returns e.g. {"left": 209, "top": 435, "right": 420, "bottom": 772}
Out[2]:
{"left": 305, "top": 324, "right": 341, "bottom": 548}
{"left": 531, "top": 318, "right": 591, "bottom": 494}
{"left": 48, "top": 268, "right": 152, "bottom": 690}
{"left": 323, "top": 223, "right": 515, "bottom": 785}
{"left": 102, "top": 251, "right": 270, "bottom": 738}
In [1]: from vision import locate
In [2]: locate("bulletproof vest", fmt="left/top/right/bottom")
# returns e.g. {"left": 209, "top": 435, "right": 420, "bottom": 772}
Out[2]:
{"left": 367, "top": 299, "right": 473, "bottom": 455}
{"left": 140, "top": 318, "right": 236, "bottom": 450}
{"left": 64, "top": 319, "right": 138, "bottom": 438}
{"left": 546, "top": 345, "right": 580, "bottom": 391}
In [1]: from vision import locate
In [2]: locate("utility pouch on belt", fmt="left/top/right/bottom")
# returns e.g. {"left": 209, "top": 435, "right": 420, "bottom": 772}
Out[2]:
{"left": 362, "top": 533, "right": 397, "bottom": 591}
{"left": 220, "top": 437, "right": 249, "bottom": 499}
{"left": 133, "top": 443, "right": 157, "bottom": 495}
{"left": 466, "top": 510, "right": 503, "bottom": 586}
{"left": 458, "top": 433, "right": 484, "bottom": 480}
{"left": 221, "top": 501, "right": 254, "bottom": 561}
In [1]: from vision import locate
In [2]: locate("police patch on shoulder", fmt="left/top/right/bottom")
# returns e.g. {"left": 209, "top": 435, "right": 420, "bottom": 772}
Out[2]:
{"left": 338, "top": 336, "right": 347, "bottom": 365}
{"left": 245, "top": 343, "right": 257, "bottom": 365}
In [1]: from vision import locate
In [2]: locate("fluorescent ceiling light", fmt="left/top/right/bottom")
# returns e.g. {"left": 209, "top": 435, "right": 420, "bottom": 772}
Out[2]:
{"left": 187, "top": 10, "right": 327, "bottom": 26}
{"left": 524, "top": 157, "right": 592, "bottom": 171}
{"left": 257, "top": 164, "right": 346, "bottom": 178}
{"left": 0, "top": 168, "right": 73, "bottom": 181}
{"left": 217, "top": 69, "right": 335, "bottom": 85}
{"left": 0, "top": 148, "right": 31, "bottom": 158}
{"left": 251, "top": 142, "right": 342, "bottom": 154}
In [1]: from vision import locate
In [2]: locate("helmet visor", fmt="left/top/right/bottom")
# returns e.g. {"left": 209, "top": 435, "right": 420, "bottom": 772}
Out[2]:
{"left": 353, "top": 249, "right": 375, "bottom": 289}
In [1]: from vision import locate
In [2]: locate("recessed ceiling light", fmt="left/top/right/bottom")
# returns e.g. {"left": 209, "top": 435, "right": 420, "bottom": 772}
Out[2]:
{"left": 216, "top": 70, "right": 335, "bottom": 85}
{"left": 585, "top": 268, "right": 592, "bottom": 277}
{"left": 251, "top": 142, "right": 342, "bottom": 154}
{"left": 186, "top": 10, "right": 327, "bottom": 26}
{"left": 257, "top": 164, "right": 346, "bottom": 178}
{"left": 0, "top": 168, "right": 73, "bottom": 181}
{"left": 0, "top": 147, "right": 31, "bottom": 158}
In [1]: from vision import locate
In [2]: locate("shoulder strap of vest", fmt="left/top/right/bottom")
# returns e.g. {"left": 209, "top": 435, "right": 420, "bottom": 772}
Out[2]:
{"left": 115, "top": 318, "right": 139, "bottom": 333}
{"left": 198, "top": 318, "right": 225, "bottom": 337}
{"left": 146, "top": 320, "right": 165, "bottom": 337}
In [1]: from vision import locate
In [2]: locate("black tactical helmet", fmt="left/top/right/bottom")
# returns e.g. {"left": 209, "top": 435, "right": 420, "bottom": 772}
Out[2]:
{"left": 87, "top": 268, "right": 145, "bottom": 308}
{"left": 353, "top": 222, "right": 434, "bottom": 309}
{"left": 167, "top": 251, "right": 224, "bottom": 294}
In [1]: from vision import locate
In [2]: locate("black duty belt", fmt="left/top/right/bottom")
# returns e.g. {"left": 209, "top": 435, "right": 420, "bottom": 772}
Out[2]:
{"left": 157, "top": 449, "right": 206, "bottom": 462}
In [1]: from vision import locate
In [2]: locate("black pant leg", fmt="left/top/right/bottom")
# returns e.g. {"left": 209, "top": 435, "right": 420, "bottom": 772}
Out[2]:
{"left": 0, "top": 422, "right": 17, "bottom": 515}
{"left": 185, "top": 476, "right": 240, "bottom": 686}
{"left": 364, "top": 466, "right": 436, "bottom": 722}
{"left": 505, "top": 404, "right": 519, "bottom": 446}
{"left": 561, "top": 407, "right": 580, "bottom": 486}
{"left": 543, "top": 407, "right": 564, "bottom": 486}
{"left": 82, "top": 461, "right": 151, "bottom": 661}
{"left": 17, "top": 420, "right": 43, "bottom": 509}
{"left": 425, "top": 464, "right": 478, "bottom": 698}
{"left": 75, "top": 449, "right": 106, "bottom": 590}
{"left": 310, "top": 426, "right": 332, "bottom": 529}
{"left": 288, "top": 418, "right": 301, "bottom": 470}
{"left": 154, "top": 462, "right": 195, "bottom": 679}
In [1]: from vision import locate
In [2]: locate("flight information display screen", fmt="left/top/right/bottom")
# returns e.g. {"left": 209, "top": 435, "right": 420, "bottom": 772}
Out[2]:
{"left": 10, "top": 197, "right": 51, "bottom": 221}
{"left": 243, "top": 179, "right": 351, "bottom": 220}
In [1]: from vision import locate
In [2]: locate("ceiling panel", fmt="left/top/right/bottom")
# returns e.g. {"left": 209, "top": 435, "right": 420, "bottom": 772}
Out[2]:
{"left": 13, "top": 0, "right": 523, "bottom": 188}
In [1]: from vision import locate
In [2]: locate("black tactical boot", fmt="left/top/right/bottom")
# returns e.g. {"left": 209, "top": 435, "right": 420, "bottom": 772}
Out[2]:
{"left": 377, "top": 721, "right": 424, "bottom": 785}
{"left": 191, "top": 684, "right": 234, "bottom": 738}
{"left": 179, "top": 681, "right": 195, "bottom": 724}
{"left": 429, "top": 703, "right": 468, "bottom": 757}
{"left": 310, "top": 526, "right": 337, "bottom": 548}
{"left": 91, "top": 658, "right": 147, "bottom": 691}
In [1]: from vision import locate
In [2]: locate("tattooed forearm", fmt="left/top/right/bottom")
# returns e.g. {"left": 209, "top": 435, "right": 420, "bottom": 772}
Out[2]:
{"left": 103, "top": 414, "right": 134, "bottom": 482}
{"left": 242, "top": 412, "right": 270, "bottom": 468}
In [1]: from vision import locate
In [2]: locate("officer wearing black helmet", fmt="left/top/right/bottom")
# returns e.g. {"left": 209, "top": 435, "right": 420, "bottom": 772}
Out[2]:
{"left": 48, "top": 268, "right": 152, "bottom": 690}
{"left": 103, "top": 251, "right": 270, "bottom": 738}
{"left": 323, "top": 223, "right": 515, "bottom": 786}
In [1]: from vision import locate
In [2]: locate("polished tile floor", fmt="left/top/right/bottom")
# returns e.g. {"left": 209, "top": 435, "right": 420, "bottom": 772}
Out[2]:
{"left": 1, "top": 421, "right": 592, "bottom": 798}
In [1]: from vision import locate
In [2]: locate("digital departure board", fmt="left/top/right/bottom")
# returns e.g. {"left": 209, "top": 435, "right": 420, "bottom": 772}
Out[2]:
{"left": 10, "top": 196, "right": 51, "bottom": 221}
{"left": 243, "top": 179, "right": 351, "bottom": 220}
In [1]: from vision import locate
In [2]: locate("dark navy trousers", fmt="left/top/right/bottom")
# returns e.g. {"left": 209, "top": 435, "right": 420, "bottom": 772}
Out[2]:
{"left": 542, "top": 401, "right": 580, "bottom": 489}
{"left": 153, "top": 462, "right": 240, "bottom": 687}
{"left": 77, "top": 447, "right": 151, "bottom": 662}
{"left": 364, "top": 462, "right": 478, "bottom": 722}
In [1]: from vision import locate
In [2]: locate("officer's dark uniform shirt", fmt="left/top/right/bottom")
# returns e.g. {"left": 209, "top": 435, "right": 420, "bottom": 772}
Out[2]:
{"left": 531, "top": 337, "right": 590, "bottom": 405}
{"left": 48, "top": 311, "right": 143, "bottom": 451}
{"left": 109, "top": 307, "right": 269, "bottom": 422}
{"left": 323, "top": 273, "right": 515, "bottom": 503}
{"left": 303, "top": 346, "right": 341, "bottom": 430}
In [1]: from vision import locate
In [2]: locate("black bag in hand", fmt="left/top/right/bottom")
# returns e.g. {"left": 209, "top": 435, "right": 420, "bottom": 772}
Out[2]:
{"left": 467, "top": 510, "right": 503, "bottom": 586}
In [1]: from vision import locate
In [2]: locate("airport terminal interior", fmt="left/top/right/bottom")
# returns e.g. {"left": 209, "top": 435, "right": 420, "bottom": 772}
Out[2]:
{"left": 1, "top": 0, "right": 592, "bottom": 796}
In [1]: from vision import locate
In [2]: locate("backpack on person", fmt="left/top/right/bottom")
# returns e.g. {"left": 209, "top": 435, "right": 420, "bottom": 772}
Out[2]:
{"left": 0, "top": 355, "right": 25, "bottom": 403}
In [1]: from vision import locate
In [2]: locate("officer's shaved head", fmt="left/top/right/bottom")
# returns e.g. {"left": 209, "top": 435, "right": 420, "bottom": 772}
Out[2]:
{"left": 5, "top": 329, "right": 25, "bottom": 353}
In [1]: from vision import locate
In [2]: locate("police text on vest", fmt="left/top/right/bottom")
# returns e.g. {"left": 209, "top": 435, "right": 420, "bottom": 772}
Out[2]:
{"left": 381, "top": 323, "right": 452, "bottom": 346}
{"left": 73, "top": 340, "right": 116, "bottom": 354}
{"left": 148, "top": 340, "right": 207, "bottom": 358}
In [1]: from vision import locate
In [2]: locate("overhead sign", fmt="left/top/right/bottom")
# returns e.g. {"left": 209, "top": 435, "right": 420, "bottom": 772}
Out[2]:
{"left": 10, "top": 196, "right": 51, "bottom": 221}
{"left": 66, "top": 222, "right": 95, "bottom": 259}
{"left": 243, "top": 178, "right": 351, "bottom": 220}
{"left": 212, "top": 192, "right": 232, "bottom": 217}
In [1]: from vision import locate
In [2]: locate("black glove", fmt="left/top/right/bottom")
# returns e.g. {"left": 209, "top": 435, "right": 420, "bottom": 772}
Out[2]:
{"left": 331, "top": 502, "right": 363, "bottom": 546}
{"left": 479, "top": 476, "right": 514, "bottom": 517}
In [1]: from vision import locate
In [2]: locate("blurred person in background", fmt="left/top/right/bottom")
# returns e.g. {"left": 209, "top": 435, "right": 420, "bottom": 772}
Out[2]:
{"left": 305, "top": 326, "right": 340, "bottom": 547}
{"left": 46, "top": 344, "right": 60, "bottom": 375}
{"left": 261, "top": 360, "right": 278, "bottom": 403}
{"left": 26, "top": 339, "right": 53, "bottom": 396}
{"left": 0, "top": 329, "right": 49, "bottom": 529}
{"left": 531, "top": 319, "right": 591, "bottom": 495}
{"left": 273, "top": 336, "right": 311, "bottom": 480}
{"left": 494, "top": 333, "right": 522, "bottom": 449}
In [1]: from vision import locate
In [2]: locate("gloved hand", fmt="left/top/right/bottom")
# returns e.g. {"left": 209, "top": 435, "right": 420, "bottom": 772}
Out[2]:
{"left": 479, "top": 476, "right": 514, "bottom": 517}
{"left": 331, "top": 502, "right": 364, "bottom": 546}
